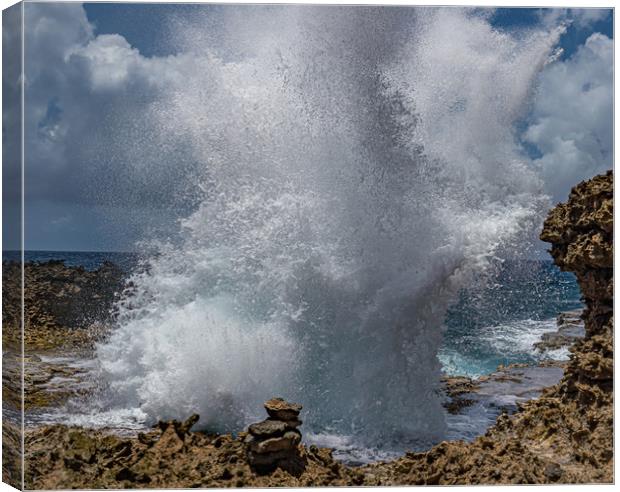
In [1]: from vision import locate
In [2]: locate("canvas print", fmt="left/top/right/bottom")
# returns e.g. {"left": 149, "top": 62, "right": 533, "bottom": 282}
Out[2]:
{"left": 1, "top": 2, "right": 614, "bottom": 488}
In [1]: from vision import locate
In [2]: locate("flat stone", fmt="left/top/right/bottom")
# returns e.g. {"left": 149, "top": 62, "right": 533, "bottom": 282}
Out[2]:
{"left": 283, "top": 419, "right": 302, "bottom": 429}
{"left": 250, "top": 431, "right": 301, "bottom": 455}
{"left": 264, "top": 398, "right": 302, "bottom": 421}
{"left": 248, "top": 419, "right": 287, "bottom": 438}
{"left": 247, "top": 449, "right": 290, "bottom": 467}
{"left": 534, "top": 332, "right": 581, "bottom": 351}
{"left": 557, "top": 310, "right": 582, "bottom": 326}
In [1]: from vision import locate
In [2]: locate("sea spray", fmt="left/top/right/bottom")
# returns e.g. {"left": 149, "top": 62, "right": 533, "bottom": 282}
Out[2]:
{"left": 93, "top": 7, "right": 563, "bottom": 450}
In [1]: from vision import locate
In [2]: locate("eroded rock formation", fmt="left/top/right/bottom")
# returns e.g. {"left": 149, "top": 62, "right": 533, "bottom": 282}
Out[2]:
{"left": 24, "top": 415, "right": 353, "bottom": 489}
{"left": 540, "top": 171, "right": 613, "bottom": 394}
{"left": 2, "top": 260, "right": 125, "bottom": 350}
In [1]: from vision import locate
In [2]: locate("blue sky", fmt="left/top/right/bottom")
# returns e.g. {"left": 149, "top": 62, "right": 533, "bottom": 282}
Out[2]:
{"left": 82, "top": 4, "right": 613, "bottom": 60}
{"left": 2, "top": 4, "right": 614, "bottom": 252}
{"left": 492, "top": 8, "right": 613, "bottom": 57}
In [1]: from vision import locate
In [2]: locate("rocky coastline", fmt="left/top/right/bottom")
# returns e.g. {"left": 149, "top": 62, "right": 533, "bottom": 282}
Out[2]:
{"left": 2, "top": 260, "right": 125, "bottom": 487}
{"left": 2, "top": 171, "right": 613, "bottom": 487}
{"left": 3, "top": 259, "right": 124, "bottom": 351}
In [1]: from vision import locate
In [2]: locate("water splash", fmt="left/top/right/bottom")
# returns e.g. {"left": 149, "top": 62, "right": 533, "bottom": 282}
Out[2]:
{"left": 94, "top": 7, "right": 563, "bottom": 449}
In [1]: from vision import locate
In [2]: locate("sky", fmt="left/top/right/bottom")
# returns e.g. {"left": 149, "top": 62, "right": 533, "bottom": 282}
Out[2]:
{"left": 1, "top": 3, "right": 614, "bottom": 252}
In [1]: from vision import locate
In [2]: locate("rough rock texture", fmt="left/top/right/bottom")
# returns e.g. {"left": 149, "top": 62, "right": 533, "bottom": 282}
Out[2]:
{"left": 2, "top": 419, "right": 21, "bottom": 489}
{"left": 24, "top": 416, "right": 359, "bottom": 489}
{"left": 2, "top": 260, "right": 126, "bottom": 487}
{"left": 264, "top": 398, "right": 303, "bottom": 422}
{"left": 2, "top": 260, "right": 125, "bottom": 350}
{"left": 540, "top": 171, "right": 613, "bottom": 393}
{"left": 539, "top": 170, "right": 614, "bottom": 477}
{"left": 2, "top": 260, "right": 125, "bottom": 416}
{"left": 245, "top": 399, "right": 304, "bottom": 473}
{"left": 441, "top": 375, "right": 480, "bottom": 414}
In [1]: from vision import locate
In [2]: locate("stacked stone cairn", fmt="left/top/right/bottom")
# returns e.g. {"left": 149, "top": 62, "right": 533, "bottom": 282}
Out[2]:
{"left": 245, "top": 398, "right": 303, "bottom": 472}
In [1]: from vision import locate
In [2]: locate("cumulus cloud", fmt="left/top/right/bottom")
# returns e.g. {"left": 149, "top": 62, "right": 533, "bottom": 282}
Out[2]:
{"left": 12, "top": 3, "right": 208, "bottom": 249}
{"left": 572, "top": 8, "right": 612, "bottom": 28}
{"left": 2, "top": 2, "right": 23, "bottom": 249}
{"left": 23, "top": 3, "right": 203, "bottom": 208}
{"left": 524, "top": 32, "right": 613, "bottom": 203}
{"left": 5, "top": 3, "right": 614, "bottom": 250}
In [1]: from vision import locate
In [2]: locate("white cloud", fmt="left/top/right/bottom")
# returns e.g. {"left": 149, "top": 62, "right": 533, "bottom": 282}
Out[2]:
{"left": 12, "top": 3, "right": 614, "bottom": 250}
{"left": 15, "top": 3, "right": 209, "bottom": 248}
{"left": 571, "top": 9, "right": 612, "bottom": 29}
{"left": 68, "top": 34, "right": 139, "bottom": 91}
{"left": 22, "top": 3, "right": 203, "bottom": 210}
{"left": 524, "top": 32, "right": 613, "bottom": 203}
{"left": 66, "top": 33, "right": 195, "bottom": 92}
{"left": 539, "top": 8, "right": 611, "bottom": 30}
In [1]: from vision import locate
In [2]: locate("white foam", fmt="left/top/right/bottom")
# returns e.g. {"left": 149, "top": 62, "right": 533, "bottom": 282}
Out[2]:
{"left": 483, "top": 318, "right": 558, "bottom": 356}
{"left": 87, "top": 7, "right": 564, "bottom": 449}
{"left": 439, "top": 317, "right": 573, "bottom": 378}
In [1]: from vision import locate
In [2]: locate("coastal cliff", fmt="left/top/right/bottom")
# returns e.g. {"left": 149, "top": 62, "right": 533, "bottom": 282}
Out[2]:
{"left": 540, "top": 171, "right": 613, "bottom": 395}
{"left": 539, "top": 170, "right": 613, "bottom": 476}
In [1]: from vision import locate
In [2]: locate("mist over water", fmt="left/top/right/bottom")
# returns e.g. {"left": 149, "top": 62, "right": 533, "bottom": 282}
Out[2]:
{"left": 94, "top": 7, "right": 564, "bottom": 450}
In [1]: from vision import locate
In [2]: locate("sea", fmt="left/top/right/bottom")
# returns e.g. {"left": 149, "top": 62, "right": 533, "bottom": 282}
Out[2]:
{"left": 5, "top": 249, "right": 583, "bottom": 463}
{"left": 5, "top": 250, "right": 582, "bottom": 379}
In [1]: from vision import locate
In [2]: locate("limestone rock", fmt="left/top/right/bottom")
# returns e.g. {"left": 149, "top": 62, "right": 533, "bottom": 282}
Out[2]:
{"left": 246, "top": 398, "right": 304, "bottom": 473}
{"left": 250, "top": 431, "right": 302, "bottom": 455}
{"left": 3, "top": 259, "right": 125, "bottom": 351}
{"left": 534, "top": 311, "right": 585, "bottom": 352}
{"left": 264, "top": 397, "right": 302, "bottom": 421}
{"left": 248, "top": 419, "right": 288, "bottom": 438}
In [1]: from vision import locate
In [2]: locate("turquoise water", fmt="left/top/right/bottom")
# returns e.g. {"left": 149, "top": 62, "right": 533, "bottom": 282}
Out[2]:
{"left": 4, "top": 251, "right": 582, "bottom": 379}
{"left": 440, "top": 260, "right": 582, "bottom": 377}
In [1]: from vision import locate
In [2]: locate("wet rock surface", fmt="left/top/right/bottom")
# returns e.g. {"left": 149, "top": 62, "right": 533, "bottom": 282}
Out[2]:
{"left": 3, "top": 353, "right": 95, "bottom": 411}
{"left": 534, "top": 309, "right": 585, "bottom": 352}
{"left": 442, "top": 309, "right": 585, "bottom": 418}
{"left": 2, "top": 260, "right": 126, "bottom": 486}
{"left": 444, "top": 361, "right": 567, "bottom": 417}
{"left": 442, "top": 375, "right": 480, "bottom": 414}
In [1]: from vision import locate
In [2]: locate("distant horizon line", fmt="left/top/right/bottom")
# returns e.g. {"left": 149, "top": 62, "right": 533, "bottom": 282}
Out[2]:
{"left": 2, "top": 249, "right": 554, "bottom": 263}
{"left": 3, "top": 249, "right": 138, "bottom": 254}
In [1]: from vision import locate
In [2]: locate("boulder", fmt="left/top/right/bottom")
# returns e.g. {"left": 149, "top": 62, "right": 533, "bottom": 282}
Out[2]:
{"left": 248, "top": 419, "right": 288, "bottom": 438}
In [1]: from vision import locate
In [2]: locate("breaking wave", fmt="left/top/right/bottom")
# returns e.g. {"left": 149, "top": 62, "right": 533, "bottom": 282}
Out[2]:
{"left": 93, "top": 7, "right": 563, "bottom": 449}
